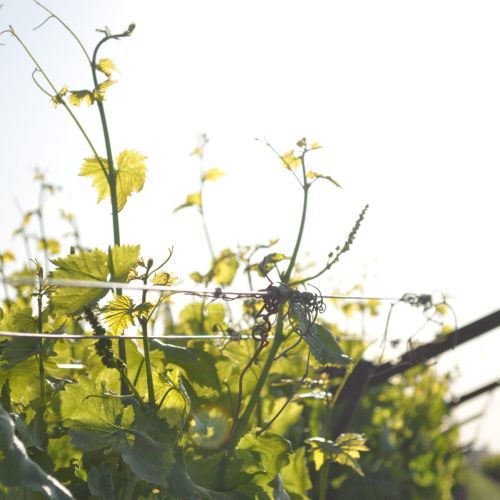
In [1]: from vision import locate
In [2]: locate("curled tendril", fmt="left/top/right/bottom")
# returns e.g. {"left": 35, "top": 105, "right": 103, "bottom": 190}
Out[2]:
{"left": 226, "top": 283, "right": 326, "bottom": 452}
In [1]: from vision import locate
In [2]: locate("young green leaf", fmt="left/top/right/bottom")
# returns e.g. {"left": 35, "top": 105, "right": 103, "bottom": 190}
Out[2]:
{"left": 152, "top": 272, "right": 177, "bottom": 286}
{"left": 257, "top": 252, "right": 289, "bottom": 276}
{"left": 114, "top": 149, "right": 147, "bottom": 210}
{"left": 110, "top": 244, "right": 140, "bottom": 281}
{"left": 306, "top": 433, "right": 369, "bottom": 476}
{"left": 79, "top": 157, "right": 109, "bottom": 202}
{"left": 80, "top": 151, "right": 147, "bottom": 212}
{"left": 60, "top": 376, "right": 123, "bottom": 450}
{"left": 280, "top": 447, "right": 313, "bottom": 499}
{"left": 212, "top": 248, "right": 239, "bottom": 286}
{"left": 306, "top": 171, "right": 342, "bottom": 188}
{"left": 102, "top": 294, "right": 136, "bottom": 334}
{"left": 203, "top": 167, "right": 225, "bottom": 182}
{"left": 95, "top": 58, "right": 118, "bottom": 77}
{"left": 174, "top": 192, "right": 202, "bottom": 213}
{"left": 237, "top": 431, "right": 292, "bottom": 481}
{"left": 68, "top": 89, "right": 94, "bottom": 106}
{"left": 51, "top": 249, "right": 109, "bottom": 314}
{"left": 93, "top": 79, "right": 115, "bottom": 102}
{"left": 281, "top": 150, "right": 301, "bottom": 170}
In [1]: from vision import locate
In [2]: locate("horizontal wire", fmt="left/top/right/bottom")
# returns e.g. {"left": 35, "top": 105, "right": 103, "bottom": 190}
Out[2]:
{"left": 4, "top": 277, "right": 401, "bottom": 301}
{"left": 0, "top": 330, "right": 261, "bottom": 341}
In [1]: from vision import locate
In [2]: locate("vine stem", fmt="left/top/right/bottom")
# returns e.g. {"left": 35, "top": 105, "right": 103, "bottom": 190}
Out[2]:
{"left": 6, "top": 29, "right": 107, "bottom": 177}
{"left": 36, "top": 267, "right": 46, "bottom": 412}
{"left": 225, "top": 149, "right": 311, "bottom": 454}
{"left": 139, "top": 268, "right": 156, "bottom": 409}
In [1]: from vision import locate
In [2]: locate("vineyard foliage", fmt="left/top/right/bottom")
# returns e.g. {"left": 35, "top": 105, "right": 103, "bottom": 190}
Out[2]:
{"left": 0, "top": 5, "right": 463, "bottom": 499}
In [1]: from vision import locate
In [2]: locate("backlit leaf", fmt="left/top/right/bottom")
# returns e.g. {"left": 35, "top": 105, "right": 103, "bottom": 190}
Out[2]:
{"left": 38, "top": 238, "right": 60, "bottom": 255}
{"left": 306, "top": 434, "right": 369, "bottom": 476}
{"left": 51, "top": 85, "right": 68, "bottom": 108}
{"left": 310, "top": 142, "right": 321, "bottom": 150}
{"left": 93, "top": 78, "right": 115, "bottom": 102}
{"left": 115, "top": 149, "right": 147, "bottom": 211}
{"left": 238, "top": 431, "right": 292, "bottom": 480}
{"left": 174, "top": 192, "right": 202, "bottom": 213}
{"left": 281, "top": 150, "right": 301, "bottom": 170}
{"left": 1, "top": 250, "right": 15, "bottom": 263}
{"left": 50, "top": 248, "right": 109, "bottom": 314}
{"left": 102, "top": 294, "right": 136, "bottom": 334}
{"left": 203, "top": 167, "right": 225, "bottom": 182}
{"left": 152, "top": 272, "right": 177, "bottom": 286}
{"left": 213, "top": 248, "right": 239, "bottom": 286}
{"left": 80, "top": 151, "right": 147, "bottom": 212}
{"left": 68, "top": 89, "right": 94, "bottom": 106}
{"left": 281, "top": 447, "right": 313, "bottom": 499}
{"left": 60, "top": 376, "right": 123, "bottom": 448}
{"left": 79, "top": 157, "right": 109, "bottom": 203}
{"left": 257, "top": 252, "right": 289, "bottom": 276}
{"left": 110, "top": 244, "right": 140, "bottom": 281}
{"left": 307, "top": 171, "right": 341, "bottom": 188}
{"left": 95, "top": 58, "right": 117, "bottom": 77}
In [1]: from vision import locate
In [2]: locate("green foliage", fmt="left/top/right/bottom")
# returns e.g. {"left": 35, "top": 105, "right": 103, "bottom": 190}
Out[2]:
{"left": 0, "top": 405, "right": 74, "bottom": 499}
{"left": 80, "top": 150, "right": 147, "bottom": 212}
{"left": 0, "top": 6, "right": 464, "bottom": 498}
{"left": 333, "top": 367, "right": 462, "bottom": 499}
{"left": 481, "top": 453, "right": 500, "bottom": 482}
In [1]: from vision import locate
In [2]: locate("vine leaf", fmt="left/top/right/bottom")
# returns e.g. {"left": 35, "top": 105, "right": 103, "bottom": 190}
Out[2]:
{"left": 51, "top": 249, "right": 109, "bottom": 314}
{"left": 68, "top": 89, "right": 94, "bottom": 106}
{"left": 280, "top": 446, "right": 313, "bottom": 499}
{"left": 150, "top": 340, "right": 221, "bottom": 391}
{"left": 80, "top": 150, "right": 147, "bottom": 212}
{"left": 0, "top": 406, "right": 75, "bottom": 499}
{"left": 60, "top": 377, "right": 123, "bottom": 448}
{"left": 115, "top": 150, "right": 147, "bottom": 210}
{"left": 203, "top": 167, "right": 225, "bottom": 182}
{"left": 110, "top": 244, "right": 140, "bottom": 281}
{"left": 292, "top": 308, "right": 351, "bottom": 366}
{"left": 306, "top": 171, "right": 342, "bottom": 188}
{"left": 174, "top": 192, "right": 202, "bottom": 212}
{"left": 95, "top": 58, "right": 117, "bottom": 77}
{"left": 237, "top": 431, "right": 292, "bottom": 484}
{"left": 255, "top": 252, "right": 289, "bottom": 277}
{"left": 306, "top": 433, "right": 369, "bottom": 476}
{"left": 102, "top": 294, "right": 136, "bottom": 335}
{"left": 213, "top": 249, "right": 239, "bottom": 286}
{"left": 93, "top": 78, "right": 115, "bottom": 102}
{"left": 152, "top": 272, "right": 177, "bottom": 286}
{"left": 281, "top": 150, "right": 301, "bottom": 170}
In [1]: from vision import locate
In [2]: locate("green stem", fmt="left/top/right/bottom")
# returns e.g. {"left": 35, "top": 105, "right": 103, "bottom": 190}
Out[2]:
{"left": 139, "top": 274, "right": 156, "bottom": 409}
{"left": 91, "top": 37, "right": 120, "bottom": 247}
{"left": 90, "top": 32, "right": 134, "bottom": 376}
{"left": 36, "top": 273, "right": 46, "bottom": 411}
{"left": 283, "top": 155, "right": 310, "bottom": 282}
{"left": 9, "top": 30, "right": 106, "bottom": 175}
{"left": 226, "top": 150, "right": 311, "bottom": 453}
{"left": 140, "top": 317, "right": 156, "bottom": 409}
{"left": 33, "top": 1, "right": 92, "bottom": 63}
{"left": 227, "top": 311, "right": 284, "bottom": 453}
{"left": 317, "top": 355, "right": 360, "bottom": 500}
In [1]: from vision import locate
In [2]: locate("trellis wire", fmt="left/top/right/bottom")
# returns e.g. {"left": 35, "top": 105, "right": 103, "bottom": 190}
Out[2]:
{"left": 4, "top": 277, "right": 401, "bottom": 301}
{"left": 0, "top": 331, "right": 258, "bottom": 341}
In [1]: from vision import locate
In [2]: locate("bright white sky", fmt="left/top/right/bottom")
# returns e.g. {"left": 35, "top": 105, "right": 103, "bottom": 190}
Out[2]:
{"left": 2, "top": 0, "right": 500, "bottom": 450}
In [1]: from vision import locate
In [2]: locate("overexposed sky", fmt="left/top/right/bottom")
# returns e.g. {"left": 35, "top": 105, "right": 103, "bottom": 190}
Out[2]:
{"left": 1, "top": 0, "right": 500, "bottom": 449}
